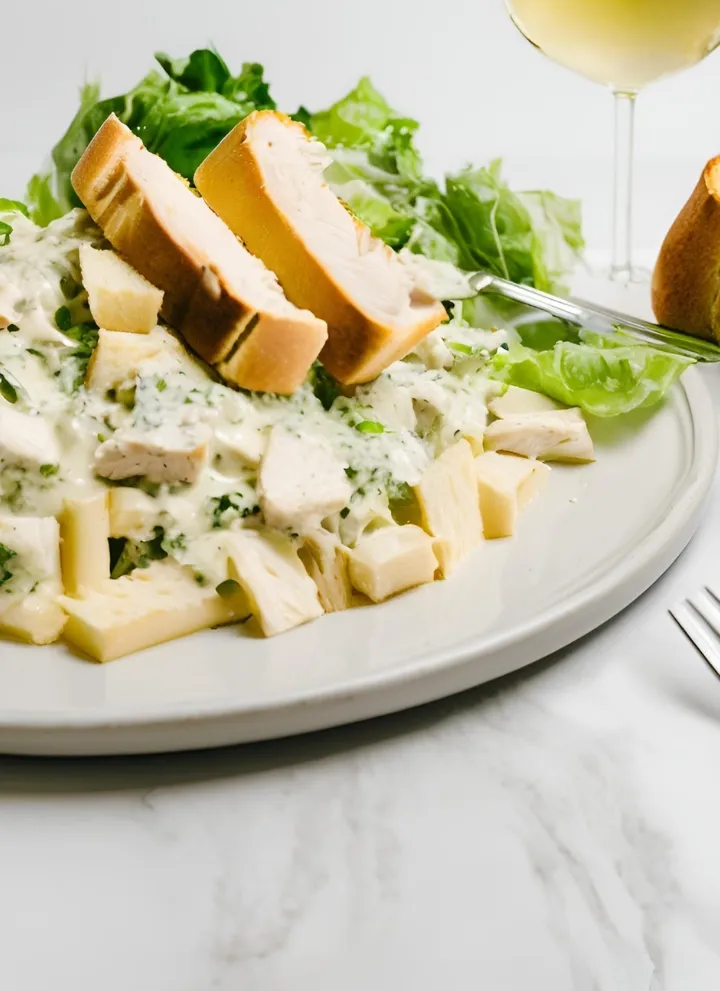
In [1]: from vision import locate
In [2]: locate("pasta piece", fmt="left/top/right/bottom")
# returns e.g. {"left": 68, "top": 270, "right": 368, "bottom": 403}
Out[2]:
{"left": 475, "top": 452, "right": 550, "bottom": 538}
{"left": 59, "top": 490, "right": 111, "bottom": 596}
{"left": 225, "top": 530, "right": 323, "bottom": 636}
{"left": 299, "top": 530, "right": 352, "bottom": 613}
{"left": 348, "top": 524, "right": 437, "bottom": 603}
{"left": 414, "top": 440, "right": 483, "bottom": 576}
{"left": 108, "top": 488, "right": 158, "bottom": 540}
{"left": 0, "top": 516, "right": 65, "bottom": 644}
{"left": 59, "top": 562, "right": 248, "bottom": 663}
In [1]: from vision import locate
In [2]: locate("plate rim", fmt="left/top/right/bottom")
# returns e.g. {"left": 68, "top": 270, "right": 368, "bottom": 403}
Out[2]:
{"left": 0, "top": 365, "right": 715, "bottom": 753}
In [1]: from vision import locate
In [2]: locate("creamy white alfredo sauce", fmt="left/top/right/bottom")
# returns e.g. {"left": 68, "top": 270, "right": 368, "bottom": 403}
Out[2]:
{"left": 0, "top": 209, "right": 505, "bottom": 587}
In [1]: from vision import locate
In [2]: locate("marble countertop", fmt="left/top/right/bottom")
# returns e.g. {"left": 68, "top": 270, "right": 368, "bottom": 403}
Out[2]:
{"left": 2, "top": 377, "right": 720, "bottom": 989}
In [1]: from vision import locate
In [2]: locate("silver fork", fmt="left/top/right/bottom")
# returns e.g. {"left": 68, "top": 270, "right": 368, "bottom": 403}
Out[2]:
{"left": 670, "top": 586, "right": 720, "bottom": 678}
{"left": 467, "top": 272, "right": 720, "bottom": 364}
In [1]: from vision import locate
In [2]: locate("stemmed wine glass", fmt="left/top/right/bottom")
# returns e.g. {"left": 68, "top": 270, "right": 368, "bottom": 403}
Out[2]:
{"left": 504, "top": 0, "right": 720, "bottom": 283}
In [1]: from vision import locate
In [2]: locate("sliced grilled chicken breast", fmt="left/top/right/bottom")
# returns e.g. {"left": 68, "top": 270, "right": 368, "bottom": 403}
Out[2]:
{"left": 71, "top": 114, "right": 327, "bottom": 394}
{"left": 194, "top": 111, "right": 447, "bottom": 384}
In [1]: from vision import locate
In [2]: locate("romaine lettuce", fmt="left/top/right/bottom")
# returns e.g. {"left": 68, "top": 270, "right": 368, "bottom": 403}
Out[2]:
{"left": 27, "top": 49, "right": 583, "bottom": 293}
{"left": 28, "top": 51, "right": 276, "bottom": 218}
{"left": 490, "top": 337, "right": 693, "bottom": 416}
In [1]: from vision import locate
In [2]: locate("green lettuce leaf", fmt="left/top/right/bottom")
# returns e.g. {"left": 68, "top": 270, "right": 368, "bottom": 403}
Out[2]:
{"left": 309, "top": 78, "right": 431, "bottom": 249}
{"left": 26, "top": 51, "right": 582, "bottom": 297}
{"left": 0, "top": 198, "right": 30, "bottom": 245}
{"left": 490, "top": 338, "right": 693, "bottom": 416}
{"left": 29, "top": 51, "right": 276, "bottom": 216}
{"left": 435, "top": 161, "right": 583, "bottom": 292}
{"left": 155, "top": 49, "right": 231, "bottom": 92}
{"left": 310, "top": 77, "right": 422, "bottom": 180}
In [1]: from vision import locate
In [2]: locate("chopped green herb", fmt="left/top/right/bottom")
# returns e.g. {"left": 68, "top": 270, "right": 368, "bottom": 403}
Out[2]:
{"left": 449, "top": 341, "right": 474, "bottom": 356}
{"left": 59, "top": 275, "right": 78, "bottom": 300}
{"left": 110, "top": 526, "right": 168, "bottom": 579}
{"left": 0, "top": 221, "right": 12, "bottom": 246}
{"left": 388, "top": 480, "right": 413, "bottom": 505}
{"left": 40, "top": 464, "right": 59, "bottom": 478}
{"left": 216, "top": 578, "right": 241, "bottom": 598}
{"left": 6, "top": 324, "right": 19, "bottom": 333}
{"left": 311, "top": 362, "right": 341, "bottom": 411}
{"left": 0, "top": 543, "right": 16, "bottom": 587}
{"left": 355, "top": 420, "right": 385, "bottom": 434}
{"left": 162, "top": 532, "right": 187, "bottom": 554}
{"left": 209, "top": 493, "right": 261, "bottom": 529}
{"left": 60, "top": 323, "right": 99, "bottom": 391}
{"left": 345, "top": 466, "right": 358, "bottom": 479}
{"left": 55, "top": 306, "right": 73, "bottom": 332}
{"left": 0, "top": 372, "right": 18, "bottom": 404}
{"left": 340, "top": 507, "right": 351, "bottom": 519}
{"left": 156, "top": 379, "right": 167, "bottom": 393}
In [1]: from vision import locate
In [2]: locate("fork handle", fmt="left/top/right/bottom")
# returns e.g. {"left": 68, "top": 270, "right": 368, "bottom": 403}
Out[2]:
{"left": 471, "top": 273, "right": 720, "bottom": 363}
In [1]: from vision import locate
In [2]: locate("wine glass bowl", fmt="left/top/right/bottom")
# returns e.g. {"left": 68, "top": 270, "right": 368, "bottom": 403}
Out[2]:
{"left": 505, "top": 0, "right": 720, "bottom": 92}
{"left": 504, "top": 0, "right": 720, "bottom": 282}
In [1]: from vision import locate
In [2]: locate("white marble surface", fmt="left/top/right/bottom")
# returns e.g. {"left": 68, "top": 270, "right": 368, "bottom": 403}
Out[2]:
{"left": 1, "top": 368, "right": 720, "bottom": 987}
{"left": 3, "top": 10, "right": 720, "bottom": 976}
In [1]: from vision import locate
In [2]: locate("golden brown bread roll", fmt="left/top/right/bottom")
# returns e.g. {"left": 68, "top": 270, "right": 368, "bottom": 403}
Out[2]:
{"left": 652, "top": 156, "right": 720, "bottom": 341}
{"left": 72, "top": 115, "right": 327, "bottom": 394}
{"left": 194, "top": 110, "right": 447, "bottom": 384}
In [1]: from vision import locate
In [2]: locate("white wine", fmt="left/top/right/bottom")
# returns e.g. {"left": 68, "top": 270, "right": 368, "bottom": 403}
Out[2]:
{"left": 506, "top": 0, "right": 720, "bottom": 92}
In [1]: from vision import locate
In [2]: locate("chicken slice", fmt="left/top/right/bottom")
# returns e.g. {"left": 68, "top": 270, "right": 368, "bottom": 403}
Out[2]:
{"left": 194, "top": 110, "right": 446, "bottom": 384}
{"left": 484, "top": 410, "right": 594, "bottom": 462}
{"left": 414, "top": 440, "right": 483, "bottom": 577}
{"left": 488, "top": 386, "right": 567, "bottom": 418}
{"left": 0, "top": 407, "right": 60, "bottom": 471}
{"left": 258, "top": 427, "right": 351, "bottom": 531}
{"left": 94, "top": 424, "right": 211, "bottom": 485}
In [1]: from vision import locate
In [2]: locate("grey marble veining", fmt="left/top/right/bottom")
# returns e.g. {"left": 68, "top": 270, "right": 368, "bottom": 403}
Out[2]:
{"left": 2, "top": 543, "right": 720, "bottom": 991}
{"left": 0, "top": 378, "right": 718, "bottom": 990}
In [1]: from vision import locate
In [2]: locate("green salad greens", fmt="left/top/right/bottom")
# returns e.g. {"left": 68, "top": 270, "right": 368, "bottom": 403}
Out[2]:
{"left": 20, "top": 47, "right": 691, "bottom": 416}
{"left": 491, "top": 335, "right": 693, "bottom": 417}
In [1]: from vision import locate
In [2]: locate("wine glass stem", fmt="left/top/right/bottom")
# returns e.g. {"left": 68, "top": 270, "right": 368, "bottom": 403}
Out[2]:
{"left": 611, "top": 90, "right": 637, "bottom": 283}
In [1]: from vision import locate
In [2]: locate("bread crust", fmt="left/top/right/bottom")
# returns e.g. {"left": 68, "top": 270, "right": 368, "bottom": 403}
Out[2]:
{"left": 72, "top": 115, "right": 327, "bottom": 393}
{"left": 195, "top": 111, "right": 446, "bottom": 384}
{"left": 652, "top": 156, "right": 720, "bottom": 341}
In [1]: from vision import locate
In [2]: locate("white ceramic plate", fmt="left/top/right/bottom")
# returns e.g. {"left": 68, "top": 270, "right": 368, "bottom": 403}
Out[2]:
{"left": 0, "top": 285, "right": 716, "bottom": 755}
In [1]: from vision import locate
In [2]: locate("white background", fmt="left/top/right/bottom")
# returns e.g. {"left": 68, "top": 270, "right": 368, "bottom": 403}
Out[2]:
{"left": 2, "top": 0, "right": 720, "bottom": 255}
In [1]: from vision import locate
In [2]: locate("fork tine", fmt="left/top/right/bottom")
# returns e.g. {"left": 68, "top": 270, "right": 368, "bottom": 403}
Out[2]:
{"left": 690, "top": 590, "right": 720, "bottom": 638}
{"left": 670, "top": 600, "right": 720, "bottom": 680}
